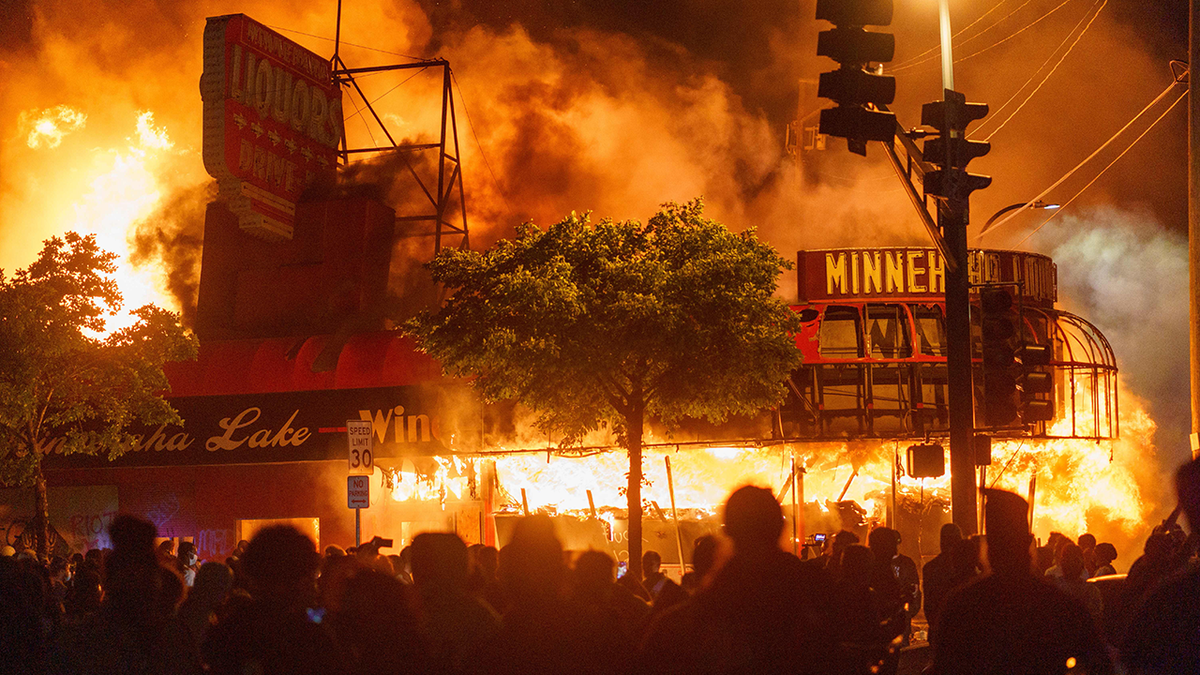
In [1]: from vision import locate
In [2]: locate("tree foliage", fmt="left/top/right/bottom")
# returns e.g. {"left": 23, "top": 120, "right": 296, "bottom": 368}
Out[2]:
{"left": 0, "top": 232, "right": 197, "bottom": 554}
{"left": 407, "top": 199, "right": 801, "bottom": 576}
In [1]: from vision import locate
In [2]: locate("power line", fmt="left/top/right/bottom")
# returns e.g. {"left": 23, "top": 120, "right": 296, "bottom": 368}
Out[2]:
{"left": 450, "top": 72, "right": 516, "bottom": 222}
{"left": 892, "top": 0, "right": 1077, "bottom": 75}
{"left": 1016, "top": 88, "right": 1187, "bottom": 246}
{"left": 953, "top": 0, "right": 1077, "bottom": 64}
{"left": 981, "top": 77, "right": 1183, "bottom": 238}
{"left": 973, "top": 0, "right": 1106, "bottom": 142}
{"left": 266, "top": 24, "right": 426, "bottom": 62}
{"left": 890, "top": 0, "right": 1025, "bottom": 70}
{"left": 342, "top": 67, "right": 430, "bottom": 126}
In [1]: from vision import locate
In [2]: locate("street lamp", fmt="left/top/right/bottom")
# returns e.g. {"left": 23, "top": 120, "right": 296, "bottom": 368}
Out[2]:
{"left": 979, "top": 201, "right": 1060, "bottom": 236}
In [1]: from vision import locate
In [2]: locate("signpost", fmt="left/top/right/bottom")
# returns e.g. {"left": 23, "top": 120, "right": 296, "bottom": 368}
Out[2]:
{"left": 346, "top": 419, "right": 373, "bottom": 475}
{"left": 346, "top": 420, "right": 373, "bottom": 546}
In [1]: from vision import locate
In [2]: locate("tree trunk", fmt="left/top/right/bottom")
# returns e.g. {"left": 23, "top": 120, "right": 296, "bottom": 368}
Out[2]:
{"left": 625, "top": 408, "right": 644, "bottom": 583}
{"left": 33, "top": 458, "right": 49, "bottom": 559}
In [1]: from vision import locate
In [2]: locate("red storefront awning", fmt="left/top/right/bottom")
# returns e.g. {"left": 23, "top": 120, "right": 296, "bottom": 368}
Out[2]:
{"left": 163, "top": 331, "right": 443, "bottom": 397}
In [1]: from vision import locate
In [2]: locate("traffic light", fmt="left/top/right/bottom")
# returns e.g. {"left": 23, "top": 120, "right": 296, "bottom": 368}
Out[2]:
{"left": 979, "top": 287, "right": 1019, "bottom": 428}
{"left": 921, "top": 89, "right": 991, "bottom": 200}
{"left": 815, "top": 0, "right": 896, "bottom": 155}
{"left": 979, "top": 287, "right": 1057, "bottom": 427}
{"left": 1017, "top": 343, "right": 1056, "bottom": 422}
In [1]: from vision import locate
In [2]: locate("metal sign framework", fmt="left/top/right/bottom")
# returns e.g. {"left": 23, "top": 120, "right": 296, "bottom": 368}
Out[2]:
{"left": 329, "top": 3, "right": 469, "bottom": 254}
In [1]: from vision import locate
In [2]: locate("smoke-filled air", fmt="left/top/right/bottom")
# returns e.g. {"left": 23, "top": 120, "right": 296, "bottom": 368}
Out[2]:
{"left": 0, "top": 0, "right": 1189, "bottom": 540}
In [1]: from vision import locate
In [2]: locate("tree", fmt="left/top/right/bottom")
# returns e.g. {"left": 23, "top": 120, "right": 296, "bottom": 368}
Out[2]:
{"left": 407, "top": 199, "right": 801, "bottom": 579}
{"left": 0, "top": 232, "right": 197, "bottom": 557}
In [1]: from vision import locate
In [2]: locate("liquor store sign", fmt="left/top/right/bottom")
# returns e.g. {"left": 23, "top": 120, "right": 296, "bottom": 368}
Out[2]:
{"left": 200, "top": 14, "right": 344, "bottom": 242}
{"left": 798, "top": 247, "right": 1057, "bottom": 307}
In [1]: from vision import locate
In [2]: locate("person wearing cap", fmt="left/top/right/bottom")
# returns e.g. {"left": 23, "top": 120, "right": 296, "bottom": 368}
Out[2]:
{"left": 931, "top": 489, "right": 1111, "bottom": 675}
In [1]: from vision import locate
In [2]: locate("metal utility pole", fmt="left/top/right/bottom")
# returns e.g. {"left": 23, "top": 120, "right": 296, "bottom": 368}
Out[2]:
{"left": 1190, "top": 0, "right": 1200, "bottom": 459}
{"left": 943, "top": 186, "right": 978, "bottom": 534}
{"left": 935, "top": 1, "right": 979, "bottom": 535}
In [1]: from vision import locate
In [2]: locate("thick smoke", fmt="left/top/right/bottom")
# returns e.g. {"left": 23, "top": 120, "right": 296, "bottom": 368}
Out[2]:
{"left": 128, "top": 181, "right": 213, "bottom": 328}
{"left": 1034, "top": 206, "right": 1192, "bottom": 469}
{"left": 0, "top": 0, "right": 1189, "bottom": 530}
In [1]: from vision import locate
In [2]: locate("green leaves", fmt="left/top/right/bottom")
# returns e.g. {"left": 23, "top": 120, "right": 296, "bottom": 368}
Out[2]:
{"left": 407, "top": 198, "right": 801, "bottom": 443}
{"left": 0, "top": 233, "right": 197, "bottom": 486}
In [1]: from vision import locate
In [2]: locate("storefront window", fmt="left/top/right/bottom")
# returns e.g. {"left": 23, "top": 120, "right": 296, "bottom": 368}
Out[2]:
{"left": 819, "top": 306, "right": 863, "bottom": 358}
{"left": 867, "top": 304, "right": 912, "bottom": 359}
{"left": 912, "top": 304, "right": 947, "bottom": 356}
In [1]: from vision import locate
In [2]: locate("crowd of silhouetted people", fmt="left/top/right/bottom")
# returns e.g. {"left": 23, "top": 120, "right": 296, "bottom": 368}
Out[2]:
{"left": 3, "top": 457, "right": 1199, "bottom": 675}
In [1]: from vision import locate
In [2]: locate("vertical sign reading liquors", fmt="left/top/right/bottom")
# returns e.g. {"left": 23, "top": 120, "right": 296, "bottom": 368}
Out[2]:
{"left": 200, "top": 14, "right": 343, "bottom": 241}
{"left": 346, "top": 420, "right": 373, "bottom": 475}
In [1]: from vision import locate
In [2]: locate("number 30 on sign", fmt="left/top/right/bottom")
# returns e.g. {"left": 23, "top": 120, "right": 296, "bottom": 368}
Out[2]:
{"left": 346, "top": 420, "right": 374, "bottom": 474}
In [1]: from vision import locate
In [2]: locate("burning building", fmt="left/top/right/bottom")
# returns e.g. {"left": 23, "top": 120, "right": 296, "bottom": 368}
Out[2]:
{"left": 7, "top": 12, "right": 1157, "bottom": 569}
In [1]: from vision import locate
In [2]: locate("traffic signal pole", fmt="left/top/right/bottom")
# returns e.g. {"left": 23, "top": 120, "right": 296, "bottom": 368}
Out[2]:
{"left": 936, "top": 1, "right": 978, "bottom": 536}
{"left": 943, "top": 195, "right": 978, "bottom": 535}
{"left": 813, "top": 0, "right": 984, "bottom": 532}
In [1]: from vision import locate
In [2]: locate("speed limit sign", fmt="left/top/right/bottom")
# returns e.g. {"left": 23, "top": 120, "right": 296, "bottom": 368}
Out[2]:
{"left": 346, "top": 420, "right": 374, "bottom": 475}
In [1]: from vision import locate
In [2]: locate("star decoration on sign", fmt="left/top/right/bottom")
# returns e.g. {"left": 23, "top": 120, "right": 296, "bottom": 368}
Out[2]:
{"left": 250, "top": 123, "right": 264, "bottom": 138}
{"left": 233, "top": 114, "right": 247, "bottom": 129}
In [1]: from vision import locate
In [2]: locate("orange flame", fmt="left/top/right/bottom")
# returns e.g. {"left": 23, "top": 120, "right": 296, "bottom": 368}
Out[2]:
{"left": 478, "top": 384, "right": 1158, "bottom": 556}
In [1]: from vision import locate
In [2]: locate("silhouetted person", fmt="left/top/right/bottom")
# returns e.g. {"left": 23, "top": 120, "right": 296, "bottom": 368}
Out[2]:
{"left": 1092, "top": 542, "right": 1118, "bottom": 577}
{"left": 51, "top": 515, "right": 199, "bottom": 675}
{"left": 681, "top": 534, "right": 719, "bottom": 593}
{"left": 203, "top": 526, "right": 341, "bottom": 675}
{"left": 467, "top": 544, "right": 505, "bottom": 611}
{"left": 570, "top": 549, "right": 651, "bottom": 647}
{"left": 1, "top": 556, "right": 50, "bottom": 675}
{"left": 178, "top": 562, "right": 233, "bottom": 654}
{"left": 642, "top": 549, "right": 688, "bottom": 617}
{"left": 63, "top": 567, "right": 102, "bottom": 624}
{"left": 1078, "top": 533, "right": 1098, "bottom": 577}
{"left": 830, "top": 544, "right": 887, "bottom": 675}
{"left": 931, "top": 490, "right": 1111, "bottom": 675}
{"left": 923, "top": 522, "right": 963, "bottom": 642}
{"left": 177, "top": 542, "right": 199, "bottom": 587}
{"left": 1121, "top": 456, "right": 1200, "bottom": 674}
{"left": 335, "top": 568, "right": 426, "bottom": 675}
{"left": 1123, "top": 531, "right": 1179, "bottom": 608}
{"left": 486, "top": 514, "right": 620, "bottom": 675}
{"left": 640, "top": 486, "right": 824, "bottom": 675}
{"left": 411, "top": 532, "right": 497, "bottom": 675}
{"left": 1050, "top": 543, "right": 1102, "bottom": 621}
{"left": 866, "top": 527, "right": 907, "bottom": 675}
{"left": 824, "top": 529, "right": 861, "bottom": 582}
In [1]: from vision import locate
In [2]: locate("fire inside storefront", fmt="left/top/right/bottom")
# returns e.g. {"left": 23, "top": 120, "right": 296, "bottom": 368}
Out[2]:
{"left": 13, "top": 15, "right": 1148, "bottom": 570}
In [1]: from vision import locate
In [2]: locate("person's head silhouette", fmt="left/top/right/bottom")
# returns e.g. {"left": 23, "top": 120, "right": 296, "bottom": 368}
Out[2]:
{"left": 939, "top": 522, "right": 963, "bottom": 553}
{"left": 868, "top": 527, "right": 899, "bottom": 561}
{"left": 1177, "top": 456, "right": 1200, "bottom": 534}
{"left": 1059, "top": 543, "right": 1085, "bottom": 581}
{"left": 982, "top": 489, "right": 1033, "bottom": 575}
{"left": 242, "top": 526, "right": 319, "bottom": 601}
{"left": 411, "top": 532, "right": 468, "bottom": 593}
{"left": 723, "top": 486, "right": 783, "bottom": 552}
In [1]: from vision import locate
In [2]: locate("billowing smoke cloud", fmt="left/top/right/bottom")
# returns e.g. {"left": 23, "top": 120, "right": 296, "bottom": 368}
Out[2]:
{"left": 0, "top": 0, "right": 1188, "bottom": 529}
{"left": 1034, "top": 206, "right": 1192, "bottom": 469}
{"left": 129, "top": 181, "right": 214, "bottom": 327}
